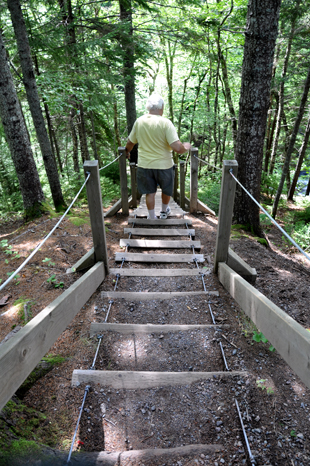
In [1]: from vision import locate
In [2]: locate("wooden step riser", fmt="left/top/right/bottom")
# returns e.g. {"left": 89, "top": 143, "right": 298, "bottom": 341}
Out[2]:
{"left": 72, "top": 370, "right": 246, "bottom": 388}
{"left": 109, "top": 268, "right": 211, "bottom": 277}
{"left": 124, "top": 228, "right": 195, "bottom": 237}
{"left": 128, "top": 218, "right": 192, "bottom": 226}
{"left": 119, "top": 239, "right": 201, "bottom": 250}
{"left": 90, "top": 322, "right": 230, "bottom": 336}
{"left": 115, "top": 253, "right": 204, "bottom": 263}
{"left": 101, "top": 291, "right": 219, "bottom": 300}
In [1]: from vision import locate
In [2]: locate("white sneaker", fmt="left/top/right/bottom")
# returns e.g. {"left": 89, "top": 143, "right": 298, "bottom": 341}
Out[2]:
{"left": 160, "top": 206, "right": 171, "bottom": 219}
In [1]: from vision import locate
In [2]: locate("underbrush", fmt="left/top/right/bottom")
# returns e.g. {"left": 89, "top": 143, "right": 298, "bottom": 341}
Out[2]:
{"left": 197, "top": 170, "right": 221, "bottom": 215}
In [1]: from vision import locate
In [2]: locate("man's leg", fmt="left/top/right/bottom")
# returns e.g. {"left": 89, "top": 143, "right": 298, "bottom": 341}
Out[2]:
{"left": 146, "top": 193, "right": 157, "bottom": 219}
{"left": 161, "top": 193, "right": 170, "bottom": 212}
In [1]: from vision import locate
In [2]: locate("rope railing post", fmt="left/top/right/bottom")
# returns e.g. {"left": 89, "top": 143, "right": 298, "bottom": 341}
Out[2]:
{"left": 118, "top": 147, "right": 129, "bottom": 215}
{"left": 190, "top": 148, "right": 199, "bottom": 213}
{"left": 180, "top": 161, "right": 185, "bottom": 210}
{"left": 173, "top": 162, "right": 178, "bottom": 201}
{"left": 83, "top": 160, "right": 109, "bottom": 275}
{"left": 130, "top": 162, "right": 137, "bottom": 208}
{"left": 214, "top": 160, "right": 238, "bottom": 274}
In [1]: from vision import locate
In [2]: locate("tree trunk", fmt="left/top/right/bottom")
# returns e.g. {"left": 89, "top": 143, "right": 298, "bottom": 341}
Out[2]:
{"left": 119, "top": 0, "right": 138, "bottom": 164}
{"left": 233, "top": 0, "right": 281, "bottom": 234}
{"left": 288, "top": 112, "right": 310, "bottom": 200}
{"left": 272, "top": 65, "right": 310, "bottom": 217}
{"left": 69, "top": 111, "right": 80, "bottom": 172}
{"left": 0, "top": 29, "right": 44, "bottom": 218}
{"left": 269, "top": 10, "right": 299, "bottom": 175}
{"left": 217, "top": 34, "right": 237, "bottom": 151}
{"left": 8, "top": 0, "right": 65, "bottom": 210}
{"left": 90, "top": 109, "right": 101, "bottom": 167}
{"left": 77, "top": 102, "right": 90, "bottom": 162}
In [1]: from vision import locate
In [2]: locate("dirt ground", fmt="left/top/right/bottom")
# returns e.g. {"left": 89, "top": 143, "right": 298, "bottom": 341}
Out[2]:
{"left": 0, "top": 204, "right": 310, "bottom": 466}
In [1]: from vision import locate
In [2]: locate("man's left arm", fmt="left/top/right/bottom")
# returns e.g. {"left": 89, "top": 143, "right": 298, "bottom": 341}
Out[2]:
{"left": 125, "top": 139, "right": 135, "bottom": 159}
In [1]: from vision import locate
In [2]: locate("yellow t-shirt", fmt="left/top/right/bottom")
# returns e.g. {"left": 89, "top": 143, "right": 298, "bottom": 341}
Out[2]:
{"left": 129, "top": 114, "right": 179, "bottom": 169}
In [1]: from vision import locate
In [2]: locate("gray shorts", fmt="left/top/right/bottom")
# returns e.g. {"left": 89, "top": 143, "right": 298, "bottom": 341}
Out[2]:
{"left": 137, "top": 166, "right": 174, "bottom": 196}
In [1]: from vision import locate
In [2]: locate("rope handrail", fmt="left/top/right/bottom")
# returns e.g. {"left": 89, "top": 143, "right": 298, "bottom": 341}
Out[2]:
{"left": 99, "top": 154, "right": 121, "bottom": 171}
{"left": 0, "top": 173, "right": 91, "bottom": 292}
{"left": 230, "top": 170, "right": 310, "bottom": 263}
{"left": 192, "top": 153, "right": 222, "bottom": 172}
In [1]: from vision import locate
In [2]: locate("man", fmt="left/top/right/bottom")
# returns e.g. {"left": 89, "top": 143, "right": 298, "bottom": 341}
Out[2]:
{"left": 125, "top": 93, "right": 191, "bottom": 219}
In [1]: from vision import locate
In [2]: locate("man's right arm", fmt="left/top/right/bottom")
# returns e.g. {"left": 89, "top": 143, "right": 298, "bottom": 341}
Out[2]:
{"left": 170, "top": 140, "right": 191, "bottom": 154}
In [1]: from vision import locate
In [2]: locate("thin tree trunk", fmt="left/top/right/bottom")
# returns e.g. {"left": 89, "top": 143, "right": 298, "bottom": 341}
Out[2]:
{"left": 287, "top": 110, "right": 310, "bottom": 200}
{"left": 213, "top": 51, "right": 220, "bottom": 168}
{"left": 111, "top": 84, "right": 122, "bottom": 149}
{"left": 189, "top": 70, "right": 207, "bottom": 143}
{"left": 8, "top": 0, "right": 65, "bottom": 210}
{"left": 178, "top": 56, "right": 196, "bottom": 136}
{"left": 306, "top": 177, "right": 310, "bottom": 196}
{"left": 119, "top": 0, "right": 138, "bottom": 163}
{"left": 69, "top": 111, "right": 80, "bottom": 172}
{"left": 234, "top": 0, "right": 281, "bottom": 234}
{"left": 90, "top": 109, "right": 101, "bottom": 167}
{"left": 264, "top": 92, "right": 278, "bottom": 173}
{"left": 77, "top": 102, "right": 90, "bottom": 162}
{"left": 272, "top": 65, "right": 310, "bottom": 217}
{"left": 0, "top": 29, "right": 44, "bottom": 218}
{"left": 269, "top": 13, "right": 299, "bottom": 175}
{"left": 217, "top": 34, "right": 237, "bottom": 151}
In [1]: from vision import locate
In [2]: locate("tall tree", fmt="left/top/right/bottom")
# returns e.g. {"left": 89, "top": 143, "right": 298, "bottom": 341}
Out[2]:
{"left": 233, "top": 0, "right": 281, "bottom": 234}
{"left": 0, "top": 29, "right": 44, "bottom": 218}
{"left": 272, "top": 65, "right": 310, "bottom": 217}
{"left": 119, "top": 0, "right": 138, "bottom": 163}
{"left": 7, "top": 0, "right": 65, "bottom": 210}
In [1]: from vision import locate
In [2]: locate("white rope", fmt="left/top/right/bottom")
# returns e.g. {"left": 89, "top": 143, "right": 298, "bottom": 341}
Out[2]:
{"left": 230, "top": 171, "right": 310, "bottom": 262}
{"left": 99, "top": 154, "right": 121, "bottom": 171}
{"left": 0, "top": 173, "right": 91, "bottom": 292}
{"left": 194, "top": 154, "right": 222, "bottom": 172}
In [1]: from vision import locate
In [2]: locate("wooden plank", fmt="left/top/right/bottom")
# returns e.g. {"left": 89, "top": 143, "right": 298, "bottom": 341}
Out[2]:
{"left": 197, "top": 199, "right": 216, "bottom": 217}
{"left": 128, "top": 218, "right": 192, "bottom": 226}
{"left": 101, "top": 290, "right": 219, "bottom": 300}
{"left": 90, "top": 322, "right": 230, "bottom": 336}
{"left": 72, "top": 370, "right": 246, "bottom": 388}
{"left": 118, "top": 147, "right": 129, "bottom": 215}
{"left": 124, "top": 228, "right": 194, "bottom": 237}
{"left": 67, "top": 247, "right": 95, "bottom": 273}
{"left": 227, "top": 247, "right": 257, "bottom": 284}
{"left": 120, "top": 239, "right": 201, "bottom": 250}
{"left": 218, "top": 262, "right": 310, "bottom": 390}
{"left": 214, "top": 160, "right": 238, "bottom": 273}
{"left": 84, "top": 161, "right": 109, "bottom": 274}
{"left": 109, "top": 268, "right": 209, "bottom": 277}
{"left": 115, "top": 253, "right": 204, "bottom": 263}
{"left": 190, "top": 148, "right": 199, "bottom": 213}
{"left": 0, "top": 262, "right": 105, "bottom": 411}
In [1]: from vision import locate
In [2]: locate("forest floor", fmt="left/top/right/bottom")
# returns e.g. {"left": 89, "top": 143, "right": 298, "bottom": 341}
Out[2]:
{"left": 0, "top": 201, "right": 310, "bottom": 466}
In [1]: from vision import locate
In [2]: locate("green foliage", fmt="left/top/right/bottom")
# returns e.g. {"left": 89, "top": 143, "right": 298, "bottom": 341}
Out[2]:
{"left": 46, "top": 274, "right": 64, "bottom": 288}
{"left": 198, "top": 171, "right": 222, "bottom": 215}
{"left": 261, "top": 172, "right": 281, "bottom": 199}
{"left": 256, "top": 379, "right": 274, "bottom": 395}
{"left": 42, "top": 258, "right": 55, "bottom": 267}
{"left": 257, "top": 237, "right": 268, "bottom": 247}
{"left": 253, "top": 331, "right": 276, "bottom": 352}
{"left": 283, "top": 200, "right": 310, "bottom": 252}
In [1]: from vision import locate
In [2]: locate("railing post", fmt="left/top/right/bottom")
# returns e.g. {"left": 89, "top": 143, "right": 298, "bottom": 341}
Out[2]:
{"left": 180, "top": 161, "right": 185, "bottom": 210}
{"left": 190, "top": 147, "right": 198, "bottom": 213}
{"left": 118, "top": 147, "right": 129, "bottom": 215}
{"left": 83, "top": 160, "right": 109, "bottom": 275}
{"left": 214, "top": 160, "right": 238, "bottom": 274}
{"left": 173, "top": 163, "right": 178, "bottom": 201}
{"left": 130, "top": 162, "right": 137, "bottom": 208}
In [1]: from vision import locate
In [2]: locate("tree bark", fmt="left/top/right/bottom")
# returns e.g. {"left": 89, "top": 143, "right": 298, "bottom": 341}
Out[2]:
{"left": 69, "top": 110, "right": 80, "bottom": 172}
{"left": 77, "top": 102, "right": 90, "bottom": 162}
{"left": 287, "top": 111, "right": 310, "bottom": 200}
{"left": 119, "top": 0, "right": 138, "bottom": 164}
{"left": 233, "top": 0, "right": 281, "bottom": 234}
{"left": 0, "top": 29, "right": 44, "bottom": 218}
{"left": 272, "top": 65, "right": 310, "bottom": 217}
{"left": 7, "top": 0, "right": 65, "bottom": 210}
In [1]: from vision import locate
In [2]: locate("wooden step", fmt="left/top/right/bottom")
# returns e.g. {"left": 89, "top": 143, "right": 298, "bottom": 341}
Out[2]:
{"left": 124, "top": 228, "right": 194, "bottom": 237}
{"left": 115, "top": 253, "right": 204, "bottom": 263}
{"left": 128, "top": 218, "right": 192, "bottom": 226}
{"left": 119, "top": 239, "right": 201, "bottom": 250}
{"left": 101, "top": 290, "right": 219, "bottom": 300}
{"left": 109, "top": 268, "right": 210, "bottom": 277}
{"left": 72, "top": 370, "right": 246, "bottom": 388}
{"left": 90, "top": 322, "right": 230, "bottom": 336}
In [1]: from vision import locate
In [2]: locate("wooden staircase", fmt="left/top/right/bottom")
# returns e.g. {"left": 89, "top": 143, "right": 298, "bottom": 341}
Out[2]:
{"left": 71, "top": 192, "right": 247, "bottom": 462}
